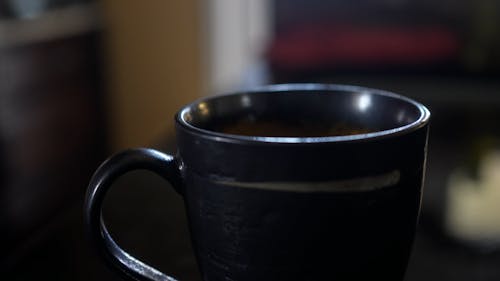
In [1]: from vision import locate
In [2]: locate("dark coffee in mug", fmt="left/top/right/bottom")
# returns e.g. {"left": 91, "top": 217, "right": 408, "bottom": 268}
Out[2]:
{"left": 218, "top": 118, "right": 374, "bottom": 137}
{"left": 85, "top": 84, "right": 430, "bottom": 281}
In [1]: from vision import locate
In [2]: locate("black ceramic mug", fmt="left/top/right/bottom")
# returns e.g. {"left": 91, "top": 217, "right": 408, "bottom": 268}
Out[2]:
{"left": 84, "top": 84, "right": 430, "bottom": 281}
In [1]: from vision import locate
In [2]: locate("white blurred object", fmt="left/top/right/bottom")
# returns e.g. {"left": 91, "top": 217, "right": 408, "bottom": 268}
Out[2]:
{"left": 447, "top": 150, "right": 500, "bottom": 246}
{"left": 207, "top": 0, "right": 273, "bottom": 94}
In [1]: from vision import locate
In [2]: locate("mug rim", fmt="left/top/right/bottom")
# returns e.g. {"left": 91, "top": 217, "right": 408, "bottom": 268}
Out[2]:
{"left": 175, "top": 84, "right": 430, "bottom": 144}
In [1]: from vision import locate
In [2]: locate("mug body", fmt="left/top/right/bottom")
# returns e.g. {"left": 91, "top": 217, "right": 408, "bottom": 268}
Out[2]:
{"left": 175, "top": 85, "right": 430, "bottom": 281}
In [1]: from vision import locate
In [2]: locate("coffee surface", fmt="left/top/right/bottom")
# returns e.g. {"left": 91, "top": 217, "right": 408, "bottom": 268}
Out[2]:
{"left": 218, "top": 119, "right": 373, "bottom": 137}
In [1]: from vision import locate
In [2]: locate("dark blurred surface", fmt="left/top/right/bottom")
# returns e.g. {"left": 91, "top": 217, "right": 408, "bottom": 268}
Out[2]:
{"left": 0, "top": 30, "right": 106, "bottom": 250}
{"left": 0, "top": 1, "right": 108, "bottom": 279}
{"left": 3, "top": 165, "right": 199, "bottom": 281}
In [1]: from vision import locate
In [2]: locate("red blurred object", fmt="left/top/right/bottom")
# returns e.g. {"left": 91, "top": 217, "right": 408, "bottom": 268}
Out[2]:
{"left": 268, "top": 25, "right": 460, "bottom": 70}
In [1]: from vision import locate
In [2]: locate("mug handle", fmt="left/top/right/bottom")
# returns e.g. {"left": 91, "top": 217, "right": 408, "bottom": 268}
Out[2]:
{"left": 84, "top": 148, "right": 183, "bottom": 281}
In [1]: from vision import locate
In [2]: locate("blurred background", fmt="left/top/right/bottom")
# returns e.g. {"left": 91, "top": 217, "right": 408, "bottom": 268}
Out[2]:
{"left": 1, "top": 0, "right": 500, "bottom": 280}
